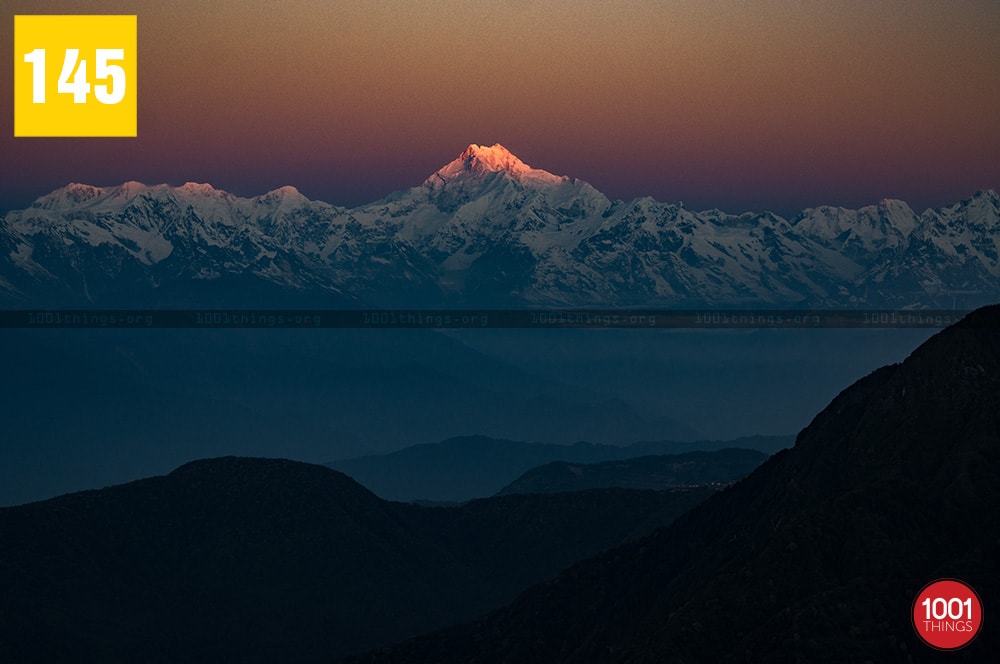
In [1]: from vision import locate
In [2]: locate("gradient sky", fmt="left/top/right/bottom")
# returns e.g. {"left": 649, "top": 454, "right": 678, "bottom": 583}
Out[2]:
{"left": 2, "top": 0, "right": 998, "bottom": 216}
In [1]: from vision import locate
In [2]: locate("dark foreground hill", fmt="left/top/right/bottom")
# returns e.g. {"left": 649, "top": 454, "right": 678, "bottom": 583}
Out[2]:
{"left": 0, "top": 458, "right": 711, "bottom": 663}
{"left": 498, "top": 448, "right": 768, "bottom": 495}
{"left": 348, "top": 305, "right": 1000, "bottom": 663}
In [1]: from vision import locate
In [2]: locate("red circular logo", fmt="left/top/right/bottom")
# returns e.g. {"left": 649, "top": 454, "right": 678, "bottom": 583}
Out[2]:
{"left": 912, "top": 579, "right": 984, "bottom": 650}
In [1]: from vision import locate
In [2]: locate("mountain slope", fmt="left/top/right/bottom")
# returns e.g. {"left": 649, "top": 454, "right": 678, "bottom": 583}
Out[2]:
{"left": 1, "top": 146, "right": 997, "bottom": 307}
{"left": 348, "top": 305, "right": 1000, "bottom": 663}
{"left": 0, "top": 457, "right": 712, "bottom": 663}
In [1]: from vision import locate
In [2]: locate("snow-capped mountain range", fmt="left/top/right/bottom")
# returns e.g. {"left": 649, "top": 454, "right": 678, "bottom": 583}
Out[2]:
{"left": 2, "top": 143, "right": 998, "bottom": 308}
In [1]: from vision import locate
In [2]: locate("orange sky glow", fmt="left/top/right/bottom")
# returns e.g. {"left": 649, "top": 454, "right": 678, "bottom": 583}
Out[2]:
{"left": 2, "top": 0, "right": 998, "bottom": 215}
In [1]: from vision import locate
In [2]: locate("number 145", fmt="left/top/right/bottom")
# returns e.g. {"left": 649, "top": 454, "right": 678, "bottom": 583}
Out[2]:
{"left": 23, "top": 48, "right": 126, "bottom": 105}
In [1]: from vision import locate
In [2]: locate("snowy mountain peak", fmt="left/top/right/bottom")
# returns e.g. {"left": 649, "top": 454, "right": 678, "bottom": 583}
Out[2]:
{"left": 30, "top": 183, "right": 107, "bottom": 211}
{"left": 971, "top": 189, "right": 999, "bottom": 205}
{"left": 878, "top": 198, "right": 913, "bottom": 215}
{"left": 459, "top": 143, "right": 526, "bottom": 174}
{"left": 110, "top": 181, "right": 151, "bottom": 200}
{"left": 56, "top": 182, "right": 104, "bottom": 201}
{"left": 424, "top": 143, "right": 566, "bottom": 188}
{"left": 259, "top": 185, "right": 306, "bottom": 200}
{"left": 255, "top": 185, "right": 311, "bottom": 209}
{"left": 178, "top": 182, "right": 224, "bottom": 195}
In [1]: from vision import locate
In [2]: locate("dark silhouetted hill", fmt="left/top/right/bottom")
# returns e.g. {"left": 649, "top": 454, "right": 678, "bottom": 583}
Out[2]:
{"left": 347, "top": 305, "right": 1000, "bottom": 663}
{"left": 0, "top": 457, "right": 712, "bottom": 662}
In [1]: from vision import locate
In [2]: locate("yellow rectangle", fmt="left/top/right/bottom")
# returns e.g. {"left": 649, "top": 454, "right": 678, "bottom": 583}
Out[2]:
{"left": 14, "top": 15, "right": 137, "bottom": 137}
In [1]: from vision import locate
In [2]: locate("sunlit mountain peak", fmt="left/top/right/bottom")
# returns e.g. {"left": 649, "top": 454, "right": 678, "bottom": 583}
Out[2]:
{"left": 425, "top": 143, "right": 566, "bottom": 187}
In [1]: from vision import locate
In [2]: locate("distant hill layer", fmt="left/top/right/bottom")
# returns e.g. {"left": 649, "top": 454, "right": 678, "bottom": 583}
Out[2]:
{"left": 498, "top": 448, "right": 768, "bottom": 495}
{"left": 0, "top": 327, "right": 701, "bottom": 506}
{"left": 329, "top": 435, "right": 790, "bottom": 502}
